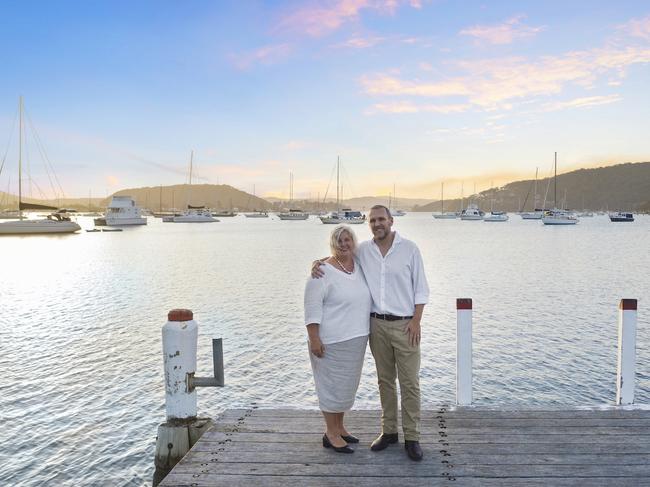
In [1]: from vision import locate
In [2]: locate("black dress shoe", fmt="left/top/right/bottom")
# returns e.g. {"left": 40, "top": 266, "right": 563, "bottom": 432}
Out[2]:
{"left": 370, "top": 433, "right": 398, "bottom": 451}
{"left": 404, "top": 440, "right": 423, "bottom": 461}
{"left": 341, "top": 434, "right": 359, "bottom": 443}
{"left": 322, "top": 434, "right": 354, "bottom": 453}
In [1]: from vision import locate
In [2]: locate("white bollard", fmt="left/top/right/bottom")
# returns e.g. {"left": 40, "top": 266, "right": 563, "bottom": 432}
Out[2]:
{"left": 456, "top": 298, "right": 473, "bottom": 406}
{"left": 616, "top": 299, "right": 638, "bottom": 405}
{"left": 162, "top": 309, "right": 198, "bottom": 420}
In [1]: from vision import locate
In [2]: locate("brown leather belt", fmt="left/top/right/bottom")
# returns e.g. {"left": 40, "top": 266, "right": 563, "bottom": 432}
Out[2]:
{"left": 370, "top": 312, "right": 413, "bottom": 321}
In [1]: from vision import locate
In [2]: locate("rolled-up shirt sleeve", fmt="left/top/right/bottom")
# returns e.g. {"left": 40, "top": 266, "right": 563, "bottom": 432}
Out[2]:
{"left": 304, "top": 276, "right": 326, "bottom": 325}
{"left": 411, "top": 247, "right": 429, "bottom": 305}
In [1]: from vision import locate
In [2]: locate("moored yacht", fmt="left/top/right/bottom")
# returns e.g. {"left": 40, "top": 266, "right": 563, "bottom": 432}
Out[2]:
{"left": 460, "top": 204, "right": 484, "bottom": 220}
{"left": 609, "top": 211, "right": 634, "bottom": 222}
{"left": 278, "top": 209, "right": 309, "bottom": 220}
{"left": 541, "top": 153, "right": 578, "bottom": 225}
{"left": 520, "top": 209, "right": 544, "bottom": 219}
{"left": 542, "top": 208, "right": 578, "bottom": 225}
{"left": 483, "top": 211, "right": 509, "bottom": 222}
{"left": 171, "top": 206, "right": 218, "bottom": 223}
{"left": 320, "top": 209, "right": 365, "bottom": 224}
{"left": 94, "top": 196, "right": 147, "bottom": 226}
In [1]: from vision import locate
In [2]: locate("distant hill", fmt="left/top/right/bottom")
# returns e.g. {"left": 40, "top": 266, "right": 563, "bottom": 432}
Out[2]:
{"left": 417, "top": 161, "right": 650, "bottom": 213}
{"left": 110, "top": 184, "right": 269, "bottom": 211}
{"left": 265, "top": 195, "right": 434, "bottom": 210}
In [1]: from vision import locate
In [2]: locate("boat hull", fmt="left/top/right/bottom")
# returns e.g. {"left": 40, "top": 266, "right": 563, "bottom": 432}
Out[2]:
{"left": 94, "top": 217, "right": 147, "bottom": 226}
{"left": 278, "top": 214, "right": 309, "bottom": 220}
{"left": 319, "top": 217, "right": 365, "bottom": 224}
{"left": 0, "top": 219, "right": 81, "bottom": 234}
{"left": 433, "top": 213, "right": 457, "bottom": 219}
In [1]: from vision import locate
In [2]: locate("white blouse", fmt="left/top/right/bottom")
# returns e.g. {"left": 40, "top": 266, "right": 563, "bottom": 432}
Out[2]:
{"left": 304, "top": 262, "right": 371, "bottom": 345}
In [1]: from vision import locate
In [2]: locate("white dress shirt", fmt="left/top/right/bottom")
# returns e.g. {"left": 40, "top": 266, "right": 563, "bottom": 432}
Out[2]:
{"left": 304, "top": 263, "right": 371, "bottom": 344}
{"left": 356, "top": 232, "right": 429, "bottom": 316}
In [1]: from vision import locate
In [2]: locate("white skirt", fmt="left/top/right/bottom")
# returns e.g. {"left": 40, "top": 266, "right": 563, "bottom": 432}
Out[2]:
{"left": 309, "top": 335, "right": 368, "bottom": 413}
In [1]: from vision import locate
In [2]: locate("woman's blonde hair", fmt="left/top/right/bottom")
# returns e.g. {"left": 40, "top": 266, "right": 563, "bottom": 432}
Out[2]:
{"left": 329, "top": 225, "right": 357, "bottom": 256}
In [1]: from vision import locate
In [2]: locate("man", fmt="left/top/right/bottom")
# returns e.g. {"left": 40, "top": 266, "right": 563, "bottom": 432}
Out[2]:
{"left": 314, "top": 205, "right": 429, "bottom": 461}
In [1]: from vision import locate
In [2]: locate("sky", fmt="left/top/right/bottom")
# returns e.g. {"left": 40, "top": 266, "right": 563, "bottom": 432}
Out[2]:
{"left": 0, "top": 0, "right": 649, "bottom": 200}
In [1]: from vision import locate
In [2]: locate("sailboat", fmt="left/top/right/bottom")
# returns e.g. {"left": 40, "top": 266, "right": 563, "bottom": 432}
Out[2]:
{"left": 0, "top": 97, "right": 80, "bottom": 235}
{"left": 169, "top": 151, "right": 218, "bottom": 223}
{"left": 320, "top": 157, "right": 365, "bottom": 224}
{"left": 390, "top": 184, "right": 406, "bottom": 216}
{"left": 244, "top": 185, "right": 269, "bottom": 218}
{"left": 519, "top": 168, "right": 543, "bottom": 219}
{"left": 278, "top": 172, "right": 309, "bottom": 220}
{"left": 432, "top": 182, "right": 457, "bottom": 219}
{"left": 541, "top": 152, "right": 578, "bottom": 225}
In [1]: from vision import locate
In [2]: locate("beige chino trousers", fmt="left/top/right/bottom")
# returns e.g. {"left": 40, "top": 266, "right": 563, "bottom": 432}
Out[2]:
{"left": 369, "top": 317, "right": 421, "bottom": 441}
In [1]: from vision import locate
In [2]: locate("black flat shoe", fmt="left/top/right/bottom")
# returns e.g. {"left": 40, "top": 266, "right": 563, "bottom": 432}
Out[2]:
{"left": 404, "top": 440, "right": 423, "bottom": 461}
{"left": 370, "top": 432, "right": 398, "bottom": 451}
{"left": 341, "top": 434, "right": 359, "bottom": 443}
{"left": 322, "top": 434, "right": 354, "bottom": 453}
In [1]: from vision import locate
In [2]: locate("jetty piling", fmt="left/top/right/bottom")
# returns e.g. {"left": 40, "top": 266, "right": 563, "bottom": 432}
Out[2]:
{"left": 153, "top": 309, "right": 224, "bottom": 487}
{"left": 456, "top": 298, "right": 473, "bottom": 406}
{"left": 616, "top": 298, "right": 638, "bottom": 405}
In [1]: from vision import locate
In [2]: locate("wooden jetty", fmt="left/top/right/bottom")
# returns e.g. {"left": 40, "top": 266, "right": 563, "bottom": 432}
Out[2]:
{"left": 159, "top": 406, "right": 650, "bottom": 486}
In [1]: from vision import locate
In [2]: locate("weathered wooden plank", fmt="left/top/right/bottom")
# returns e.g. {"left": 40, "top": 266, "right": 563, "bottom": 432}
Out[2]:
{"left": 161, "top": 473, "right": 647, "bottom": 487}
{"left": 182, "top": 449, "right": 650, "bottom": 466}
{"left": 219, "top": 408, "right": 650, "bottom": 418}
{"left": 168, "top": 460, "right": 650, "bottom": 478}
{"left": 190, "top": 440, "right": 650, "bottom": 455}
{"left": 199, "top": 430, "right": 650, "bottom": 444}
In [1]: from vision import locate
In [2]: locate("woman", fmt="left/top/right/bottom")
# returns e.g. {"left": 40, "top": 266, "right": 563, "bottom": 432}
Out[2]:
{"left": 304, "top": 225, "right": 371, "bottom": 453}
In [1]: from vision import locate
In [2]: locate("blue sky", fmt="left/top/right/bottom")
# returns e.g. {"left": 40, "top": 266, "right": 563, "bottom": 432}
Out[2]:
{"left": 1, "top": 1, "right": 649, "bottom": 200}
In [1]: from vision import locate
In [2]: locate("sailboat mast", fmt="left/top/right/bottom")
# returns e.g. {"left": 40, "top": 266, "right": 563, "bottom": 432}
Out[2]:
{"left": 533, "top": 167, "right": 538, "bottom": 209}
{"left": 18, "top": 96, "right": 23, "bottom": 219}
{"left": 554, "top": 152, "right": 557, "bottom": 209}
{"left": 186, "top": 150, "right": 194, "bottom": 209}
{"left": 336, "top": 156, "right": 340, "bottom": 212}
{"left": 441, "top": 182, "right": 444, "bottom": 214}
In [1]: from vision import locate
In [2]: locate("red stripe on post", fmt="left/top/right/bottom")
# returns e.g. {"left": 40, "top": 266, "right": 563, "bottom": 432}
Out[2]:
{"left": 619, "top": 299, "right": 637, "bottom": 311}
{"left": 168, "top": 309, "right": 194, "bottom": 321}
{"left": 457, "top": 298, "right": 472, "bottom": 310}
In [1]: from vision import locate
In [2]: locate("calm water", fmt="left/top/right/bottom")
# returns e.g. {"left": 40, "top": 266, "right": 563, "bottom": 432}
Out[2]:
{"left": 1, "top": 213, "right": 648, "bottom": 486}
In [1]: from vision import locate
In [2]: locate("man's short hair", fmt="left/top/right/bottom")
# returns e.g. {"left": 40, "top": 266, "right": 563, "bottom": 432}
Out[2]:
{"left": 370, "top": 204, "right": 392, "bottom": 218}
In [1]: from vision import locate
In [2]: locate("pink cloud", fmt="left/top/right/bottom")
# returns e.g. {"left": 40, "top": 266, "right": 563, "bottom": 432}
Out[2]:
{"left": 230, "top": 43, "right": 292, "bottom": 70}
{"left": 276, "top": 0, "right": 420, "bottom": 38}
{"left": 460, "top": 14, "right": 544, "bottom": 45}
{"left": 620, "top": 15, "right": 650, "bottom": 40}
{"left": 361, "top": 45, "right": 650, "bottom": 111}
{"left": 367, "top": 101, "right": 471, "bottom": 114}
{"left": 542, "top": 94, "right": 623, "bottom": 112}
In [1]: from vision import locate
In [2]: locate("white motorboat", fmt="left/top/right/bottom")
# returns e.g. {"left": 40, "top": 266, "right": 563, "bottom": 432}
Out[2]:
{"left": 460, "top": 204, "right": 484, "bottom": 220}
{"left": 0, "top": 98, "right": 80, "bottom": 235}
{"left": 578, "top": 211, "right": 594, "bottom": 217}
{"left": 278, "top": 209, "right": 309, "bottom": 220}
{"left": 94, "top": 196, "right": 147, "bottom": 226}
{"left": 320, "top": 209, "right": 365, "bottom": 224}
{"left": 213, "top": 210, "right": 237, "bottom": 217}
{"left": 244, "top": 211, "right": 269, "bottom": 218}
{"left": 172, "top": 206, "right": 218, "bottom": 222}
{"left": 541, "top": 153, "right": 578, "bottom": 226}
{"left": 520, "top": 210, "right": 544, "bottom": 219}
{"left": 609, "top": 211, "right": 634, "bottom": 222}
{"left": 484, "top": 211, "right": 509, "bottom": 222}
